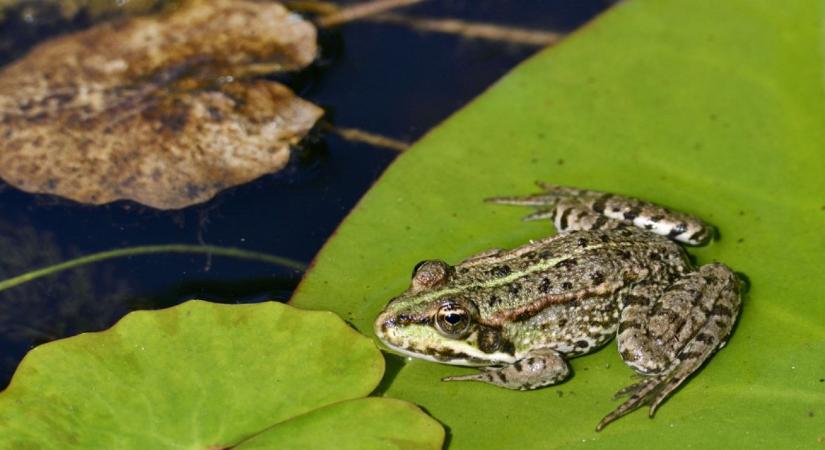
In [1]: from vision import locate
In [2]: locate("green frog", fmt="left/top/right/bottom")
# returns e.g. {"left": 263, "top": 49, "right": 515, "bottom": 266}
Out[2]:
{"left": 374, "top": 183, "right": 742, "bottom": 431}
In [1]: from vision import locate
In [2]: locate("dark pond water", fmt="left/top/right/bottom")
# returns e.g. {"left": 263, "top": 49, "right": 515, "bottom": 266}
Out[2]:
{"left": 0, "top": 1, "right": 612, "bottom": 386}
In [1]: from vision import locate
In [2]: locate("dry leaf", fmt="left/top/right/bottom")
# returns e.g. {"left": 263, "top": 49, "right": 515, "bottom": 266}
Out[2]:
{"left": 0, "top": 0, "right": 169, "bottom": 23}
{"left": 0, "top": 0, "right": 323, "bottom": 209}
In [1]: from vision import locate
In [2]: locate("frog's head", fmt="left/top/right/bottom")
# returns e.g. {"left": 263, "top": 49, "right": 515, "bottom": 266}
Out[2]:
{"left": 374, "top": 260, "right": 517, "bottom": 367}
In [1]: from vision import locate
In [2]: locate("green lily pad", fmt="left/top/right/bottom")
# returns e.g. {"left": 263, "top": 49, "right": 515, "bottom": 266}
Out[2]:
{"left": 0, "top": 300, "right": 444, "bottom": 449}
{"left": 292, "top": 0, "right": 825, "bottom": 448}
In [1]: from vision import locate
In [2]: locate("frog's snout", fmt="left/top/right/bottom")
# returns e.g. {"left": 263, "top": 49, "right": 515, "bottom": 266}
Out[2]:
{"left": 373, "top": 309, "right": 393, "bottom": 341}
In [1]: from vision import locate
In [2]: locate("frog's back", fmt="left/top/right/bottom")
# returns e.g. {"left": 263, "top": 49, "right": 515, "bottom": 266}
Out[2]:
{"left": 454, "top": 227, "right": 690, "bottom": 323}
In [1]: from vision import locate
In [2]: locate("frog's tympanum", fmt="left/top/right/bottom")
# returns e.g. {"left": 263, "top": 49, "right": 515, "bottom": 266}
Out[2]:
{"left": 374, "top": 183, "right": 742, "bottom": 431}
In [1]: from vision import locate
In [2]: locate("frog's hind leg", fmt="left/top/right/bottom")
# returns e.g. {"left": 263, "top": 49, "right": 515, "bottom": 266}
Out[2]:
{"left": 597, "top": 263, "right": 742, "bottom": 431}
{"left": 488, "top": 183, "right": 714, "bottom": 245}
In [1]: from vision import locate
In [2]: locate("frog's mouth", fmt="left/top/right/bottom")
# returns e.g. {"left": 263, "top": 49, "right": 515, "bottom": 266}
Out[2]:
{"left": 374, "top": 312, "right": 517, "bottom": 367}
{"left": 378, "top": 337, "right": 495, "bottom": 367}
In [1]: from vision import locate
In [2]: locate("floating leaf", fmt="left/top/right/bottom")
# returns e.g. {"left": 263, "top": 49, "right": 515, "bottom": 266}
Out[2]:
{"left": 292, "top": 0, "right": 825, "bottom": 448}
{"left": 0, "top": 300, "right": 444, "bottom": 449}
{"left": 0, "top": 0, "right": 323, "bottom": 209}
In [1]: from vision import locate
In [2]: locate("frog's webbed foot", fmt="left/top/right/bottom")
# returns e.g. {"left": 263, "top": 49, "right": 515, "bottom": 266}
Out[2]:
{"left": 487, "top": 182, "right": 715, "bottom": 245}
{"left": 599, "top": 264, "right": 742, "bottom": 431}
{"left": 598, "top": 361, "right": 711, "bottom": 431}
{"left": 596, "top": 375, "right": 669, "bottom": 431}
{"left": 442, "top": 349, "right": 569, "bottom": 390}
{"left": 610, "top": 375, "right": 649, "bottom": 400}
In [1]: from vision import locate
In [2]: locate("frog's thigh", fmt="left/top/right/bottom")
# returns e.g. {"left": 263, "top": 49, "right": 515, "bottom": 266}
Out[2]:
{"left": 442, "top": 349, "right": 569, "bottom": 390}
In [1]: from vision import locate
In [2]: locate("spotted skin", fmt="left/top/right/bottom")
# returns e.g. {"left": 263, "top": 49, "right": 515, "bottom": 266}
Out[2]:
{"left": 374, "top": 185, "right": 742, "bottom": 431}
{"left": 488, "top": 182, "right": 715, "bottom": 245}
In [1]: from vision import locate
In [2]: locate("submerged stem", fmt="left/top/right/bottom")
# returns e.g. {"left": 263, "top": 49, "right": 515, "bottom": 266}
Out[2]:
{"left": 0, "top": 244, "right": 306, "bottom": 293}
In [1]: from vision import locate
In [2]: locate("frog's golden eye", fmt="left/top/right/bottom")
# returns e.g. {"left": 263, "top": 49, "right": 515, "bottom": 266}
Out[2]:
{"left": 435, "top": 302, "right": 472, "bottom": 338}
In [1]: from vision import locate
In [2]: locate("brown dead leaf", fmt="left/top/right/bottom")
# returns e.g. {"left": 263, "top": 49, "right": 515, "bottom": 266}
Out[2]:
{"left": 0, "top": 0, "right": 323, "bottom": 209}
{"left": 0, "top": 0, "right": 170, "bottom": 23}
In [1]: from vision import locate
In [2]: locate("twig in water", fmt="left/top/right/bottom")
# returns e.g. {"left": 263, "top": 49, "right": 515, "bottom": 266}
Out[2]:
{"left": 317, "top": 0, "right": 425, "bottom": 28}
{"left": 365, "top": 13, "right": 562, "bottom": 46}
{"left": 326, "top": 125, "right": 410, "bottom": 152}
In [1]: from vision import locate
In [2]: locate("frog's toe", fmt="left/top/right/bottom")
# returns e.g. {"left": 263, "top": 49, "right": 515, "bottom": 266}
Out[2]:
{"left": 484, "top": 193, "right": 560, "bottom": 207}
{"left": 523, "top": 208, "right": 556, "bottom": 222}
{"left": 442, "top": 372, "right": 488, "bottom": 383}
{"left": 597, "top": 377, "right": 663, "bottom": 431}
{"left": 611, "top": 378, "right": 652, "bottom": 400}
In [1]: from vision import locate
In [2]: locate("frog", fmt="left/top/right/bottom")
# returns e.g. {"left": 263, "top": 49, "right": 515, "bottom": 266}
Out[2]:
{"left": 374, "top": 183, "right": 742, "bottom": 431}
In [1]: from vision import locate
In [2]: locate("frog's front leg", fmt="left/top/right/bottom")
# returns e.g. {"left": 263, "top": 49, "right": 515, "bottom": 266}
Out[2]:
{"left": 488, "top": 183, "right": 714, "bottom": 245}
{"left": 442, "top": 348, "right": 570, "bottom": 390}
{"left": 597, "top": 263, "right": 742, "bottom": 431}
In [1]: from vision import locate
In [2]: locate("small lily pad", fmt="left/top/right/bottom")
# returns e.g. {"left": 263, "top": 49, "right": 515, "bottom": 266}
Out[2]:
{"left": 0, "top": 300, "right": 444, "bottom": 449}
{"left": 0, "top": 0, "right": 323, "bottom": 209}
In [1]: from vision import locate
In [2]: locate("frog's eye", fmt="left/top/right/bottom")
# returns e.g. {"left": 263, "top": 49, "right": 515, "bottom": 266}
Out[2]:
{"left": 435, "top": 302, "right": 472, "bottom": 338}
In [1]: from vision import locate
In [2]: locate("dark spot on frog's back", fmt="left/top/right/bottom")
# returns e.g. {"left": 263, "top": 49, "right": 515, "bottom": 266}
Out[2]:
{"left": 577, "top": 237, "right": 588, "bottom": 247}
{"left": 539, "top": 277, "right": 552, "bottom": 293}
{"left": 490, "top": 265, "right": 511, "bottom": 277}
{"left": 561, "top": 281, "right": 573, "bottom": 290}
{"left": 590, "top": 271, "right": 605, "bottom": 285}
{"left": 575, "top": 340, "right": 590, "bottom": 349}
{"left": 555, "top": 258, "right": 577, "bottom": 269}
